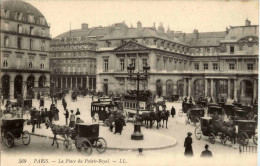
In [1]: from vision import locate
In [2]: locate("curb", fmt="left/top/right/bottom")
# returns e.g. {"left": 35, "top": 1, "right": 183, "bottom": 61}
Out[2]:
{"left": 29, "top": 132, "right": 178, "bottom": 151}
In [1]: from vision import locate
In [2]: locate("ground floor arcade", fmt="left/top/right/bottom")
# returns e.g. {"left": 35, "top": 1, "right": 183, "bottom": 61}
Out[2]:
{"left": 96, "top": 74, "right": 258, "bottom": 105}
{"left": 1, "top": 72, "right": 50, "bottom": 99}
{"left": 50, "top": 75, "right": 96, "bottom": 90}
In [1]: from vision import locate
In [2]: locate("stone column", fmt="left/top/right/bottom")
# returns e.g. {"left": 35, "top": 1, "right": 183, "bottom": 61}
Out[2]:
{"left": 183, "top": 78, "right": 187, "bottom": 97}
{"left": 71, "top": 77, "right": 73, "bottom": 89}
{"left": 205, "top": 79, "right": 207, "bottom": 97}
{"left": 22, "top": 74, "right": 28, "bottom": 98}
{"left": 253, "top": 79, "right": 257, "bottom": 100}
{"left": 65, "top": 78, "right": 67, "bottom": 88}
{"left": 86, "top": 76, "right": 89, "bottom": 89}
{"left": 76, "top": 77, "right": 78, "bottom": 88}
{"left": 234, "top": 79, "right": 237, "bottom": 101}
{"left": 9, "top": 74, "right": 15, "bottom": 100}
{"left": 124, "top": 77, "right": 128, "bottom": 92}
{"left": 92, "top": 78, "right": 94, "bottom": 90}
{"left": 188, "top": 78, "right": 191, "bottom": 97}
{"left": 45, "top": 75, "right": 50, "bottom": 87}
{"left": 162, "top": 82, "right": 166, "bottom": 96}
{"left": 228, "top": 79, "right": 231, "bottom": 99}
{"left": 34, "top": 75, "right": 40, "bottom": 88}
{"left": 211, "top": 79, "right": 214, "bottom": 98}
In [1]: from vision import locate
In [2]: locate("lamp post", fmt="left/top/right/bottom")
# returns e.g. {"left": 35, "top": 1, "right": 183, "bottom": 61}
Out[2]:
{"left": 127, "top": 63, "right": 150, "bottom": 140}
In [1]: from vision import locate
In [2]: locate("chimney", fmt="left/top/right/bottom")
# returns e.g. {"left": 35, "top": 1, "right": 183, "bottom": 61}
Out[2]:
{"left": 81, "top": 23, "right": 88, "bottom": 30}
{"left": 193, "top": 29, "right": 199, "bottom": 38}
{"left": 158, "top": 22, "right": 165, "bottom": 33}
{"left": 137, "top": 21, "right": 142, "bottom": 29}
{"left": 245, "top": 19, "right": 251, "bottom": 26}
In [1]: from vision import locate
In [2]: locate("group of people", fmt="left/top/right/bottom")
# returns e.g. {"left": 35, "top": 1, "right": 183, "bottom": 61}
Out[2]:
{"left": 64, "top": 108, "right": 83, "bottom": 128}
{"left": 184, "top": 132, "right": 213, "bottom": 158}
{"left": 107, "top": 109, "right": 126, "bottom": 135}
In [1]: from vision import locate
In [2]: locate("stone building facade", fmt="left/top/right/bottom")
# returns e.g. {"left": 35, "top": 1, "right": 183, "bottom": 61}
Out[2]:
{"left": 0, "top": 0, "right": 51, "bottom": 99}
{"left": 51, "top": 20, "right": 258, "bottom": 104}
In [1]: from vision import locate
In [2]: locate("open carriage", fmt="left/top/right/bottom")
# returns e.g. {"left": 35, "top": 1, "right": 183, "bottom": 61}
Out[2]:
{"left": 63, "top": 123, "right": 107, "bottom": 155}
{"left": 1, "top": 118, "right": 31, "bottom": 148}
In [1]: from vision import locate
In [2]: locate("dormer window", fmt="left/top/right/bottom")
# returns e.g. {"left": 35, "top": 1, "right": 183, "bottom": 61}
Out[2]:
{"left": 16, "top": 12, "right": 23, "bottom": 20}
{"left": 28, "top": 14, "right": 35, "bottom": 23}
{"left": 40, "top": 17, "right": 46, "bottom": 25}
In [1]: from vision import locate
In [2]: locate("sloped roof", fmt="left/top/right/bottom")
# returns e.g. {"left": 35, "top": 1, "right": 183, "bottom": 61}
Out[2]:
{"left": 180, "top": 31, "right": 226, "bottom": 47}
{"left": 221, "top": 25, "right": 259, "bottom": 42}
{"left": 100, "top": 27, "right": 186, "bottom": 45}
{"left": 1, "top": 0, "right": 48, "bottom": 26}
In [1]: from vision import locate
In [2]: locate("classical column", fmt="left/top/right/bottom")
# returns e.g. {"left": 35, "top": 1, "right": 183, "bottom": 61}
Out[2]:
{"left": 253, "top": 80, "right": 257, "bottom": 100}
{"left": 183, "top": 78, "right": 187, "bottom": 97}
{"left": 81, "top": 77, "right": 83, "bottom": 87}
{"left": 188, "top": 78, "right": 191, "bottom": 97}
{"left": 211, "top": 79, "right": 214, "bottom": 99}
{"left": 205, "top": 79, "right": 207, "bottom": 97}
{"left": 86, "top": 76, "right": 89, "bottom": 89}
{"left": 71, "top": 77, "right": 73, "bottom": 89}
{"left": 65, "top": 78, "right": 67, "bottom": 88}
{"left": 228, "top": 79, "right": 231, "bottom": 99}
{"left": 60, "top": 78, "right": 63, "bottom": 89}
{"left": 92, "top": 78, "right": 94, "bottom": 90}
{"left": 124, "top": 77, "right": 128, "bottom": 92}
{"left": 9, "top": 74, "right": 15, "bottom": 100}
{"left": 34, "top": 75, "right": 40, "bottom": 88}
{"left": 234, "top": 79, "right": 237, "bottom": 101}
{"left": 22, "top": 75, "right": 28, "bottom": 98}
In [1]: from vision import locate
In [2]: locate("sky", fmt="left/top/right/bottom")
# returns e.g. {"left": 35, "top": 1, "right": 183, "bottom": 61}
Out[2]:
{"left": 24, "top": 0, "right": 259, "bottom": 38}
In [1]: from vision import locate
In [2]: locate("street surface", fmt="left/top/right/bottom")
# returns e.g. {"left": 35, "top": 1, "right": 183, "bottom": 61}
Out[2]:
{"left": 1, "top": 94, "right": 257, "bottom": 166}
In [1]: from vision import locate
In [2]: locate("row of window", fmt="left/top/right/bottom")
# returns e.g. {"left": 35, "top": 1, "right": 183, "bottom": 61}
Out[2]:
{"left": 2, "top": 60, "right": 45, "bottom": 69}
{"left": 3, "top": 36, "right": 46, "bottom": 50}
{"left": 194, "top": 63, "right": 254, "bottom": 71}
{"left": 103, "top": 58, "right": 148, "bottom": 71}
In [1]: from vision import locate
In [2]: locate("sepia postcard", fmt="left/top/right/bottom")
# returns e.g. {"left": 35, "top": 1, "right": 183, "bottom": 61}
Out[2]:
{"left": 0, "top": 0, "right": 258, "bottom": 166}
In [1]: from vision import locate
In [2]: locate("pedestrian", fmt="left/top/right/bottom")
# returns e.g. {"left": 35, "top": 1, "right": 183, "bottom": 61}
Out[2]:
{"left": 53, "top": 106, "right": 59, "bottom": 121}
{"left": 40, "top": 108, "right": 45, "bottom": 123}
{"left": 40, "top": 98, "right": 44, "bottom": 108}
{"left": 114, "top": 113, "right": 123, "bottom": 135}
{"left": 69, "top": 110, "right": 75, "bottom": 128}
{"left": 184, "top": 132, "right": 193, "bottom": 157}
{"left": 36, "top": 110, "right": 41, "bottom": 129}
{"left": 108, "top": 113, "right": 115, "bottom": 132}
{"left": 30, "top": 108, "right": 37, "bottom": 133}
{"left": 48, "top": 108, "right": 53, "bottom": 123}
{"left": 171, "top": 106, "right": 176, "bottom": 118}
{"left": 189, "top": 97, "right": 193, "bottom": 104}
{"left": 64, "top": 109, "right": 69, "bottom": 125}
{"left": 76, "top": 108, "right": 80, "bottom": 116}
{"left": 200, "top": 144, "right": 213, "bottom": 158}
{"left": 62, "top": 100, "right": 67, "bottom": 111}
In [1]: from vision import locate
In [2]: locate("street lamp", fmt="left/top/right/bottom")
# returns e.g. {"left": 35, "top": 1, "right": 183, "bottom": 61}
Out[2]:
{"left": 127, "top": 63, "right": 150, "bottom": 140}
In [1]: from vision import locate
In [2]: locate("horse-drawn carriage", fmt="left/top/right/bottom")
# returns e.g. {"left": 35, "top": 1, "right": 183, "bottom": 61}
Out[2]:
{"left": 179, "top": 102, "right": 195, "bottom": 117}
{"left": 195, "top": 117, "right": 257, "bottom": 146}
{"left": 208, "top": 106, "right": 224, "bottom": 117}
{"left": 91, "top": 100, "right": 116, "bottom": 125}
{"left": 186, "top": 108, "right": 205, "bottom": 126}
{"left": 63, "top": 123, "right": 107, "bottom": 155}
{"left": 1, "top": 118, "right": 31, "bottom": 148}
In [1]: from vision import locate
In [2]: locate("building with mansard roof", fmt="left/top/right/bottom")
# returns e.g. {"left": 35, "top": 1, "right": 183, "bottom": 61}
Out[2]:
{"left": 50, "top": 19, "right": 258, "bottom": 104}
{"left": 0, "top": 0, "right": 51, "bottom": 99}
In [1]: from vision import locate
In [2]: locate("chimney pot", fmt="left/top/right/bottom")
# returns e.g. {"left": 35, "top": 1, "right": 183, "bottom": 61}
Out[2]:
{"left": 245, "top": 19, "right": 251, "bottom": 26}
{"left": 81, "top": 23, "right": 88, "bottom": 30}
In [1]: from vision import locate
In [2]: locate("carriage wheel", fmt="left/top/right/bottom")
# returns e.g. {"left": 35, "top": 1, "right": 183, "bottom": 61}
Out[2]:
{"left": 75, "top": 137, "right": 81, "bottom": 150}
{"left": 253, "top": 132, "right": 258, "bottom": 145}
{"left": 104, "top": 119, "right": 109, "bottom": 127}
{"left": 22, "top": 131, "right": 31, "bottom": 145}
{"left": 195, "top": 126, "right": 202, "bottom": 140}
{"left": 178, "top": 109, "right": 183, "bottom": 117}
{"left": 63, "top": 139, "right": 72, "bottom": 151}
{"left": 5, "top": 132, "right": 14, "bottom": 148}
{"left": 209, "top": 133, "right": 215, "bottom": 144}
{"left": 81, "top": 139, "right": 93, "bottom": 156}
{"left": 193, "top": 117, "right": 200, "bottom": 127}
{"left": 95, "top": 137, "right": 107, "bottom": 154}
{"left": 239, "top": 132, "right": 249, "bottom": 146}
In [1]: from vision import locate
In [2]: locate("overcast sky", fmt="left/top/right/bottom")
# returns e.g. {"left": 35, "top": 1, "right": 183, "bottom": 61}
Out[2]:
{"left": 25, "top": 0, "right": 259, "bottom": 38}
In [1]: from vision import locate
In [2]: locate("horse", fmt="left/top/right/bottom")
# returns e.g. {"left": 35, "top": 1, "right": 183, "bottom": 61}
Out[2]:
{"left": 154, "top": 110, "right": 162, "bottom": 129}
{"left": 140, "top": 112, "right": 155, "bottom": 129}
{"left": 161, "top": 110, "right": 170, "bottom": 129}
{"left": 45, "top": 121, "right": 71, "bottom": 147}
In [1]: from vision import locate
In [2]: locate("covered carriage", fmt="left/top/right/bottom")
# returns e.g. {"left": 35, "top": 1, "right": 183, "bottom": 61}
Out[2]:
{"left": 186, "top": 108, "right": 205, "bottom": 126}
{"left": 63, "top": 123, "right": 107, "bottom": 155}
{"left": 179, "top": 102, "right": 195, "bottom": 117}
{"left": 1, "top": 118, "right": 31, "bottom": 148}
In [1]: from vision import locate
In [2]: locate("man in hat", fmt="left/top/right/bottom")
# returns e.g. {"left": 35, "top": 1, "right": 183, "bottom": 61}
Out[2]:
{"left": 200, "top": 144, "right": 213, "bottom": 158}
{"left": 69, "top": 110, "right": 75, "bottom": 128}
{"left": 184, "top": 132, "right": 193, "bottom": 157}
{"left": 64, "top": 109, "right": 69, "bottom": 125}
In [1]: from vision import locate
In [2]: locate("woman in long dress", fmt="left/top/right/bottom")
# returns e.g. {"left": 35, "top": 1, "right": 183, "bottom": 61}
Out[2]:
{"left": 184, "top": 132, "right": 193, "bottom": 157}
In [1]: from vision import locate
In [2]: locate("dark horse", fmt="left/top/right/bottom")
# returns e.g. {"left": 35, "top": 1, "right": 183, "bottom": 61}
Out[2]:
{"left": 140, "top": 111, "right": 155, "bottom": 129}
{"left": 161, "top": 109, "right": 170, "bottom": 129}
{"left": 45, "top": 121, "right": 71, "bottom": 147}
